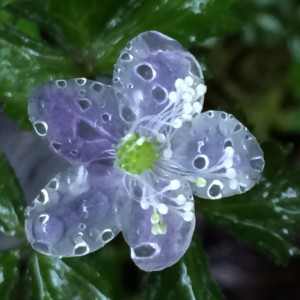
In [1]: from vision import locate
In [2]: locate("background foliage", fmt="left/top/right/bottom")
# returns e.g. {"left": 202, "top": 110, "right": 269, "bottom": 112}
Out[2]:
{"left": 0, "top": 0, "right": 300, "bottom": 299}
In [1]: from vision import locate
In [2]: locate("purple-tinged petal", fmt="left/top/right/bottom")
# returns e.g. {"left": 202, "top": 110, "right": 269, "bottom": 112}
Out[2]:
{"left": 113, "top": 31, "right": 204, "bottom": 124}
{"left": 118, "top": 171, "right": 195, "bottom": 271}
{"left": 25, "top": 164, "right": 124, "bottom": 257}
{"left": 169, "top": 111, "right": 264, "bottom": 199}
{"left": 29, "top": 79, "right": 125, "bottom": 164}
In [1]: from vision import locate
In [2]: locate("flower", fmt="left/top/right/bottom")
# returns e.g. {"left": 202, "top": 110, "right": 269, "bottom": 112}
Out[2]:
{"left": 25, "top": 31, "right": 264, "bottom": 272}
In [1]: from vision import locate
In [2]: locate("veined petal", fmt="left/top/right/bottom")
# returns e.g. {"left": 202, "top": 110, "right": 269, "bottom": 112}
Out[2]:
{"left": 118, "top": 171, "right": 195, "bottom": 271}
{"left": 168, "top": 111, "right": 264, "bottom": 199}
{"left": 113, "top": 31, "right": 205, "bottom": 130}
{"left": 25, "top": 165, "right": 124, "bottom": 257}
{"left": 29, "top": 79, "right": 125, "bottom": 164}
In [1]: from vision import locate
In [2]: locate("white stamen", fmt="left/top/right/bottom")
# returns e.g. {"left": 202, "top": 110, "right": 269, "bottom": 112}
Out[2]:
{"left": 157, "top": 133, "right": 166, "bottom": 143}
{"left": 136, "top": 136, "right": 146, "bottom": 146}
{"left": 229, "top": 179, "right": 238, "bottom": 190}
{"left": 224, "top": 146, "right": 234, "bottom": 157}
{"left": 175, "top": 78, "right": 185, "bottom": 89}
{"left": 184, "top": 211, "right": 194, "bottom": 222}
{"left": 169, "top": 91, "right": 177, "bottom": 103}
{"left": 141, "top": 200, "right": 150, "bottom": 210}
{"left": 176, "top": 194, "right": 187, "bottom": 205}
{"left": 183, "top": 202, "right": 194, "bottom": 212}
{"left": 192, "top": 102, "right": 202, "bottom": 114}
{"left": 163, "top": 148, "right": 172, "bottom": 159}
{"left": 157, "top": 203, "right": 169, "bottom": 215}
{"left": 169, "top": 179, "right": 181, "bottom": 190}
{"left": 182, "top": 93, "right": 193, "bottom": 102}
{"left": 173, "top": 118, "right": 183, "bottom": 128}
{"left": 123, "top": 133, "right": 133, "bottom": 141}
{"left": 182, "top": 114, "right": 193, "bottom": 121}
{"left": 185, "top": 76, "right": 194, "bottom": 86}
{"left": 186, "top": 87, "right": 195, "bottom": 96}
{"left": 226, "top": 168, "right": 237, "bottom": 179}
{"left": 224, "top": 158, "right": 233, "bottom": 169}
{"left": 183, "top": 103, "right": 193, "bottom": 114}
{"left": 196, "top": 84, "right": 207, "bottom": 96}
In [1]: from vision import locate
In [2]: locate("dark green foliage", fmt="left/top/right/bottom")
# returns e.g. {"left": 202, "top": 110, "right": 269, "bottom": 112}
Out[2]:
{"left": 0, "top": 0, "right": 300, "bottom": 299}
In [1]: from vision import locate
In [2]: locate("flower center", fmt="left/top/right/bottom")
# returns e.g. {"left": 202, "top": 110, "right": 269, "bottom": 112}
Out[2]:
{"left": 116, "top": 133, "right": 159, "bottom": 175}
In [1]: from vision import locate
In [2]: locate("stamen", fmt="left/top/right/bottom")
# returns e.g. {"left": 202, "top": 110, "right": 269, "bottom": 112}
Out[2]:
{"left": 169, "top": 179, "right": 181, "bottom": 190}
{"left": 176, "top": 194, "right": 187, "bottom": 205}
{"left": 151, "top": 211, "right": 160, "bottom": 224}
{"left": 163, "top": 147, "right": 172, "bottom": 159}
{"left": 173, "top": 119, "right": 183, "bottom": 128}
{"left": 183, "top": 211, "right": 194, "bottom": 222}
{"left": 157, "top": 203, "right": 168, "bottom": 215}
{"left": 195, "top": 177, "right": 207, "bottom": 187}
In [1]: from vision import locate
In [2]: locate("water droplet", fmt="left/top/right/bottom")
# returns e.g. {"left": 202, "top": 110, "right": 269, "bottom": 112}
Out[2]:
{"left": 33, "top": 121, "right": 48, "bottom": 136}
{"left": 101, "top": 229, "right": 114, "bottom": 242}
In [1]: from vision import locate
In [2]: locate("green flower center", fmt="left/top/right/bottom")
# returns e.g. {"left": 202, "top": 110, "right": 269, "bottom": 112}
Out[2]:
{"left": 116, "top": 133, "right": 159, "bottom": 175}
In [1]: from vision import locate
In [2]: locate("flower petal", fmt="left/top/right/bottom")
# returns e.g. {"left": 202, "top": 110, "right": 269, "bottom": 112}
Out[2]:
{"left": 29, "top": 79, "right": 125, "bottom": 164}
{"left": 169, "top": 111, "right": 264, "bottom": 199}
{"left": 118, "top": 171, "right": 195, "bottom": 271}
{"left": 113, "top": 31, "right": 204, "bottom": 123}
{"left": 25, "top": 164, "right": 123, "bottom": 257}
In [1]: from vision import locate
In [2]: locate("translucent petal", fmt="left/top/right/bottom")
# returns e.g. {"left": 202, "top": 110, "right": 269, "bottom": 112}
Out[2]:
{"left": 169, "top": 111, "right": 264, "bottom": 199}
{"left": 29, "top": 79, "right": 125, "bottom": 164}
{"left": 25, "top": 165, "right": 124, "bottom": 257}
{"left": 113, "top": 31, "right": 204, "bottom": 123}
{"left": 119, "top": 171, "right": 195, "bottom": 271}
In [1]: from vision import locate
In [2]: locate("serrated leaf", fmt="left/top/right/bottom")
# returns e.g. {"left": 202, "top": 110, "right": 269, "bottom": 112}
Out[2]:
{"left": 143, "top": 236, "right": 223, "bottom": 300}
{"left": 0, "top": 152, "right": 24, "bottom": 237}
{"left": 0, "top": 250, "right": 20, "bottom": 300}
{"left": 199, "top": 142, "right": 300, "bottom": 265}
{"left": 0, "top": 24, "right": 80, "bottom": 128}
{"left": 24, "top": 253, "right": 111, "bottom": 300}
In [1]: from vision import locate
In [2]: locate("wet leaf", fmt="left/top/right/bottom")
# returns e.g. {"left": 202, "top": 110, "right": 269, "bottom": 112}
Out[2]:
{"left": 143, "top": 236, "right": 223, "bottom": 300}
{"left": 0, "top": 152, "right": 24, "bottom": 237}
{"left": 24, "top": 252, "right": 111, "bottom": 300}
{"left": 199, "top": 143, "right": 300, "bottom": 265}
{"left": 0, "top": 24, "right": 79, "bottom": 128}
{"left": 0, "top": 250, "right": 20, "bottom": 300}
{"left": 93, "top": 0, "right": 241, "bottom": 71}
{"left": 5, "top": 0, "right": 241, "bottom": 73}
{"left": 4, "top": 0, "right": 131, "bottom": 53}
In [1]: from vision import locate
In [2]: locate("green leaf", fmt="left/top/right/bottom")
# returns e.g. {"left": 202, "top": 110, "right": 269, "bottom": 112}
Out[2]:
{"left": 65, "top": 241, "right": 127, "bottom": 300}
{"left": 93, "top": 0, "right": 242, "bottom": 71}
{"left": 199, "top": 143, "right": 300, "bottom": 265}
{"left": 0, "top": 24, "right": 80, "bottom": 128}
{"left": 0, "top": 250, "right": 20, "bottom": 300}
{"left": 0, "top": 152, "right": 25, "bottom": 237}
{"left": 5, "top": 0, "right": 131, "bottom": 53}
{"left": 143, "top": 236, "right": 223, "bottom": 300}
{"left": 24, "top": 253, "right": 111, "bottom": 300}
{"left": 2, "top": 0, "right": 243, "bottom": 127}
{"left": 6, "top": 0, "right": 242, "bottom": 73}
